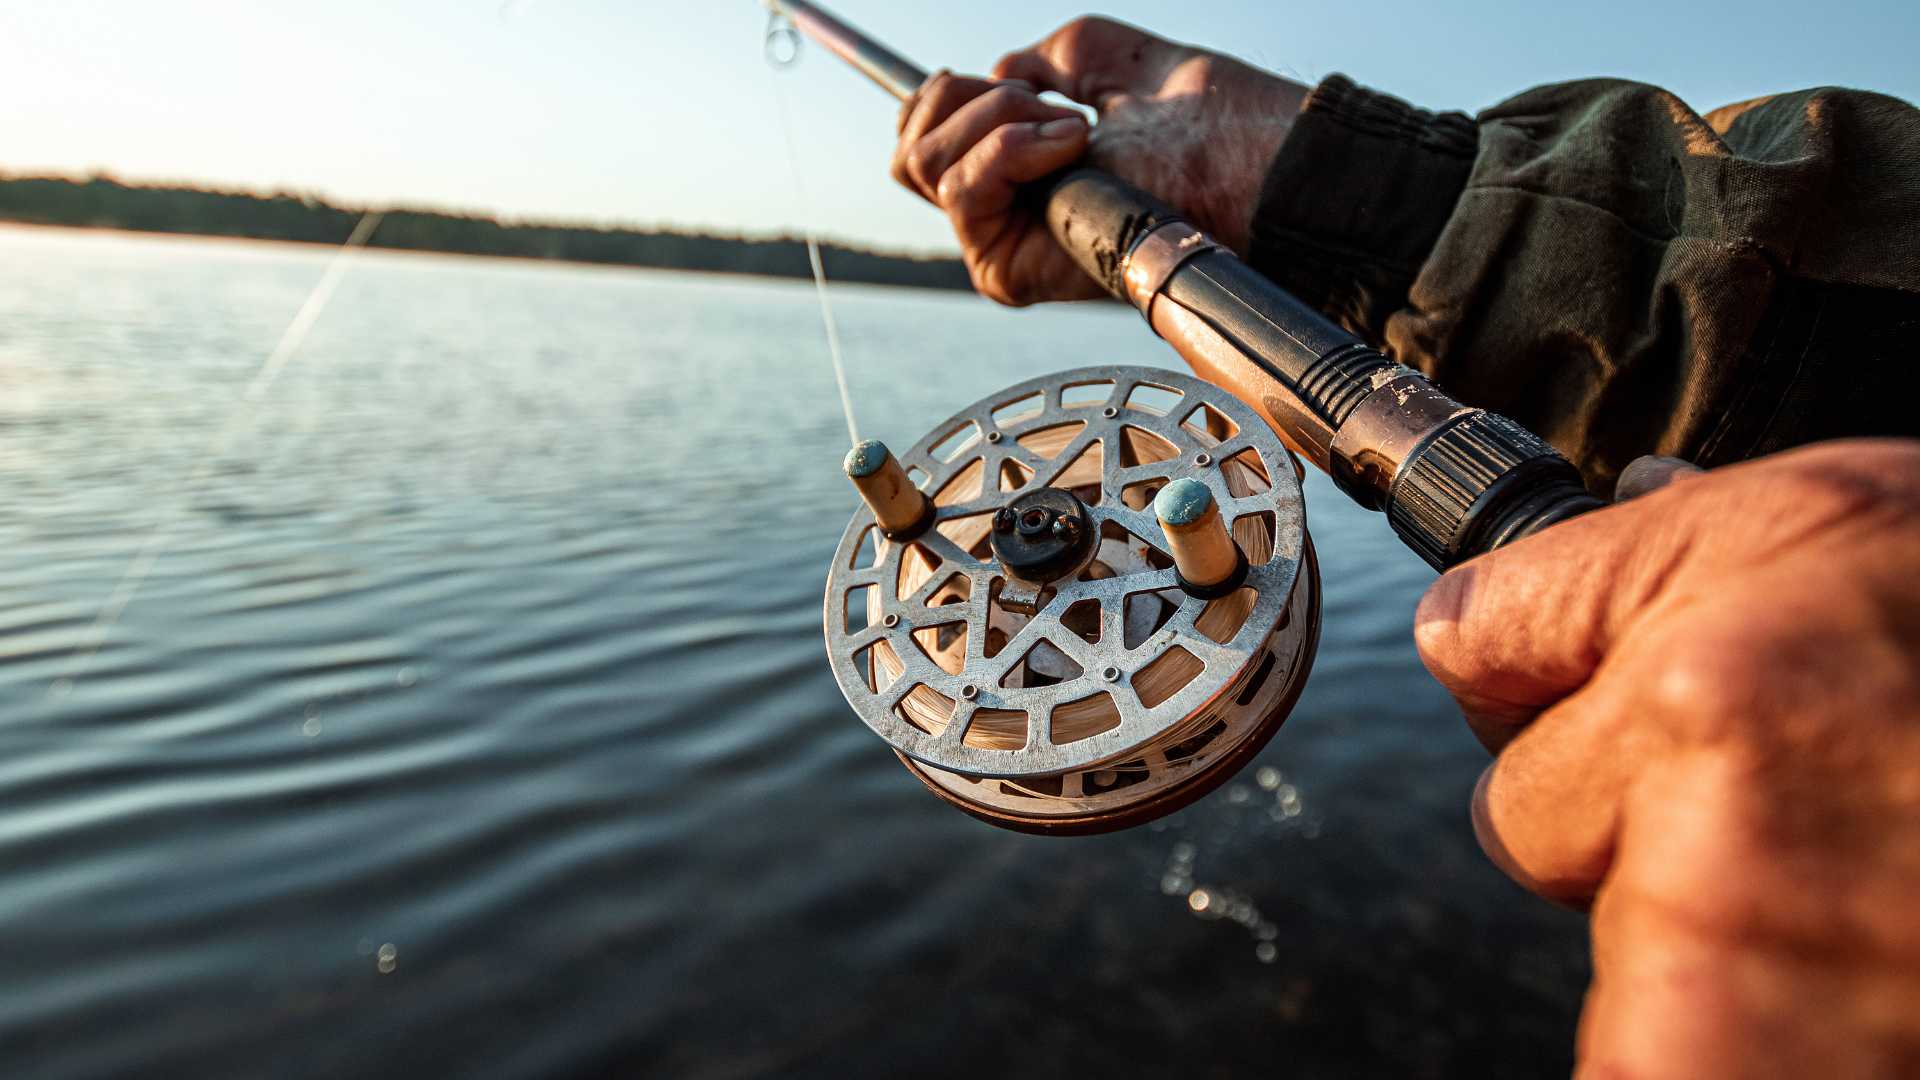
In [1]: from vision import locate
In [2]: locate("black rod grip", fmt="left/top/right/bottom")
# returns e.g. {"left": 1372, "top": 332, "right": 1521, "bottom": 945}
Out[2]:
{"left": 1041, "top": 168, "right": 1184, "bottom": 298}
{"left": 1386, "top": 411, "right": 1607, "bottom": 569}
{"left": 1036, "top": 167, "right": 1607, "bottom": 570}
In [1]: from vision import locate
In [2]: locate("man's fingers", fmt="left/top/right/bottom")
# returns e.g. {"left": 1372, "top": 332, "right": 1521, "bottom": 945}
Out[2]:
{"left": 1470, "top": 671, "right": 1654, "bottom": 906}
{"left": 892, "top": 73, "right": 997, "bottom": 199}
{"left": 938, "top": 117, "right": 1091, "bottom": 303}
{"left": 897, "top": 85, "right": 1081, "bottom": 203}
{"left": 938, "top": 116, "right": 1090, "bottom": 221}
{"left": 991, "top": 16, "right": 1176, "bottom": 107}
{"left": 1414, "top": 487, "right": 1698, "bottom": 750}
{"left": 1615, "top": 455, "right": 1703, "bottom": 501}
{"left": 896, "top": 70, "right": 970, "bottom": 136}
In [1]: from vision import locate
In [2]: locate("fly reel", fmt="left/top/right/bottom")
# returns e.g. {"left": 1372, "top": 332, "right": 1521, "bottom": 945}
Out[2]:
{"left": 824, "top": 366, "right": 1320, "bottom": 834}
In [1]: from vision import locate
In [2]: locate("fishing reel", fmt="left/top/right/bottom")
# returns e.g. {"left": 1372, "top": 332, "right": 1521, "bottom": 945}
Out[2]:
{"left": 824, "top": 366, "right": 1320, "bottom": 834}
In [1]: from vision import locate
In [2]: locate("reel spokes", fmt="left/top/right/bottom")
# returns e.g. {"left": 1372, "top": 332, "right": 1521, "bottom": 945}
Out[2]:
{"left": 824, "top": 366, "right": 1319, "bottom": 832}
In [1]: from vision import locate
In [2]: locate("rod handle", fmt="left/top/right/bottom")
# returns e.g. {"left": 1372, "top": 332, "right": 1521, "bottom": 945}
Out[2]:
{"left": 1038, "top": 169, "right": 1608, "bottom": 570}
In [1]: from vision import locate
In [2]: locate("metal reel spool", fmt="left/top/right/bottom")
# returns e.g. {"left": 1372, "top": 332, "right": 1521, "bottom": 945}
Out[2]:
{"left": 824, "top": 366, "right": 1321, "bottom": 834}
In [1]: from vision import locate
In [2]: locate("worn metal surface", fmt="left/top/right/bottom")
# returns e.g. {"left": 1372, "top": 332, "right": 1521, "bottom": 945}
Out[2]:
{"left": 1121, "top": 220, "right": 1225, "bottom": 324}
{"left": 902, "top": 538, "right": 1321, "bottom": 833}
{"left": 824, "top": 366, "right": 1308, "bottom": 780}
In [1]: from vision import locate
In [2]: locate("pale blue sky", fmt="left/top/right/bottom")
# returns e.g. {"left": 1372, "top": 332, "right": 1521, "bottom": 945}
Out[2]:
{"left": 2, "top": 1, "right": 1914, "bottom": 252}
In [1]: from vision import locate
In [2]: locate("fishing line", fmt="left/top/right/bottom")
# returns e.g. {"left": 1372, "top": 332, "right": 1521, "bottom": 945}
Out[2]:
{"left": 766, "top": 12, "right": 861, "bottom": 447}
{"left": 49, "top": 212, "right": 384, "bottom": 699}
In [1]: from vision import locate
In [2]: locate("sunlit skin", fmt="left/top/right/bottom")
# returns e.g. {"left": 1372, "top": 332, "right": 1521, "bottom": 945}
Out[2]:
{"left": 890, "top": 17, "right": 1305, "bottom": 306}
{"left": 1421, "top": 441, "right": 1920, "bottom": 1076}
{"left": 894, "top": 16, "right": 1920, "bottom": 1076}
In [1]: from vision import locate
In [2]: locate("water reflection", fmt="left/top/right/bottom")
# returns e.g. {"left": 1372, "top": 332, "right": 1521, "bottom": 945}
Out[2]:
{"left": 0, "top": 227, "right": 1587, "bottom": 1078}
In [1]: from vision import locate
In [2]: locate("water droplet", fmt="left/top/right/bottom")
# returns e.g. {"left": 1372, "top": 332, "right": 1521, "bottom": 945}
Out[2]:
{"left": 395, "top": 667, "right": 417, "bottom": 688}
{"left": 1255, "top": 942, "right": 1277, "bottom": 964}
{"left": 305, "top": 703, "right": 322, "bottom": 720}
{"left": 1170, "top": 842, "right": 1196, "bottom": 863}
{"left": 1160, "top": 873, "right": 1191, "bottom": 896}
{"left": 1255, "top": 766, "right": 1282, "bottom": 790}
{"left": 1187, "top": 888, "right": 1212, "bottom": 914}
{"left": 48, "top": 678, "right": 74, "bottom": 699}
{"left": 376, "top": 943, "right": 398, "bottom": 973}
{"left": 356, "top": 938, "right": 374, "bottom": 956}
{"left": 302, "top": 717, "right": 322, "bottom": 737}
{"left": 1256, "top": 922, "right": 1278, "bottom": 941}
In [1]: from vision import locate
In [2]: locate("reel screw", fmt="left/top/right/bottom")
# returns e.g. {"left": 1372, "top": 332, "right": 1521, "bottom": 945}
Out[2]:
{"left": 1101, "top": 406, "right": 1119, "bottom": 418}
{"left": 985, "top": 430, "right": 1003, "bottom": 444}
{"left": 882, "top": 613, "right": 900, "bottom": 628}
{"left": 1051, "top": 514, "right": 1082, "bottom": 543}
{"left": 1194, "top": 451, "right": 1213, "bottom": 467}
{"left": 1100, "top": 665, "right": 1121, "bottom": 683}
{"left": 993, "top": 507, "right": 1017, "bottom": 533}
{"left": 959, "top": 683, "right": 979, "bottom": 700}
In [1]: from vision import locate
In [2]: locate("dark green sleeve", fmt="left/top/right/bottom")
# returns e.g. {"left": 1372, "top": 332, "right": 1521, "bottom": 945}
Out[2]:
{"left": 1246, "top": 74, "right": 1920, "bottom": 495}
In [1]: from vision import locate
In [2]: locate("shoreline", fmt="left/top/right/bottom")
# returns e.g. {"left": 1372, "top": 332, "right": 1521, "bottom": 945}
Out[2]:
{"left": 0, "top": 219, "right": 982, "bottom": 294}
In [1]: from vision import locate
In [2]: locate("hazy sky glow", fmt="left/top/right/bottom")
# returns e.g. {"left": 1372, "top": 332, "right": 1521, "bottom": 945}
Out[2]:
{"left": 3, "top": 1, "right": 1916, "bottom": 251}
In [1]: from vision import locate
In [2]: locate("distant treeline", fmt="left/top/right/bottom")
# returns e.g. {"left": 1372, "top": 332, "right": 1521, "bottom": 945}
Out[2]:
{"left": 0, "top": 174, "right": 974, "bottom": 291}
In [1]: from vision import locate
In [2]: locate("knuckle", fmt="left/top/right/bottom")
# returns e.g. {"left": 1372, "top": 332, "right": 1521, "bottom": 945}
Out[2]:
{"left": 1058, "top": 14, "right": 1118, "bottom": 42}
{"left": 1411, "top": 568, "right": 1479, "bottom": 685}
{"left": 934, "top": 169, "right": 967, "bottom": 209}
{"left": 1644, "top": 650, "right": 1749, "bottom": 735}
{"left": 965, "top": 263, "right": 1005, "bottom": 305}
{"left": 981, "top": 83, "right": 1028, "bottom": 112}
{"left": 1050, "top": 17, "right": 1099, "bottom": 59}
{"left": 1636, "top": 625, "right": 1797, "bottom": 750}
{"left": 903, "top": 145, "right": 934, "bottom": 188}
{"left": 993, "top": 272, "right": 1032, "bottom": 308}
{"left": 1174, "top": 51, "right": 1224, "bottom": 83}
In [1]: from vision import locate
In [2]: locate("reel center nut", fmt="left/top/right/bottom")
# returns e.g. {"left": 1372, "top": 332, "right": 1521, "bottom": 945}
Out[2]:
{"left": 989, "top": 487, "right": 1096, "bottom": 585}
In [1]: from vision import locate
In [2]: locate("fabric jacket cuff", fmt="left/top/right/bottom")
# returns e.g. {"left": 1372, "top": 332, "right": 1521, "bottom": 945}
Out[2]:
{"left": 1246, "top": 74, "right": 1477, "bottom": 342}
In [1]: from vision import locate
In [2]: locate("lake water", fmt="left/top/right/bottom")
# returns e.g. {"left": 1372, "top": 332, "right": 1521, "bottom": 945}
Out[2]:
{"left": 0, "top": 226, "right": 1588, "bottom": 1077}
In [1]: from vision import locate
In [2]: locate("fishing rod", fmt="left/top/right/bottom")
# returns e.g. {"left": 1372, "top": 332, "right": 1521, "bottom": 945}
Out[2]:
{"left": 772, "top": 0, "right": 1602, "bottom": 569}
{"left": 783, "top": 0, "right": 1604, "bottom": 833}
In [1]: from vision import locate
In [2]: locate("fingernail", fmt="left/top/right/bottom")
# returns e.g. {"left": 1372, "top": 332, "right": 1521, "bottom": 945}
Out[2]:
{"left": 1036, "top": 117, "right": 1085, "bottom": 139}
{"left": 1615, "top": 455, "right": 1703, "bottom": 501}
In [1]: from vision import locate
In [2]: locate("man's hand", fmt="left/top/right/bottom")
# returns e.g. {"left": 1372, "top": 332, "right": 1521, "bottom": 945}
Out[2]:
{"left": 889, "top": 17, "right": 1306, "bottom": 306}
{"left": 1415, "top": 440, "right": 1920, "bottom": 1077}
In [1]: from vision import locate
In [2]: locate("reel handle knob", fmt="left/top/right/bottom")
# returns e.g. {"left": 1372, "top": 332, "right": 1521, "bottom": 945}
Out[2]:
{"left": 844, "top": 439, "right": 932, "bottom": 538}
{"left": 1154, "top": 479, "right": 1246, "bottom": 596}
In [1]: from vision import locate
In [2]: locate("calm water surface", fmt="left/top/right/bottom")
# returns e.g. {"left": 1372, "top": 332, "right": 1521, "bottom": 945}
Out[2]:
{"left": 0, "top": 227, "right": 1587, "bottom": 1077}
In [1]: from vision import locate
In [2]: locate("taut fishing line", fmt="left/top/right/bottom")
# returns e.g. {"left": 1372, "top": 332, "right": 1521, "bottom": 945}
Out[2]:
{"left": 766, "top": 11, "right": 860, "bottom": 447}
{"left": 761, "top": 4, "right": 1324, "bottom": 834}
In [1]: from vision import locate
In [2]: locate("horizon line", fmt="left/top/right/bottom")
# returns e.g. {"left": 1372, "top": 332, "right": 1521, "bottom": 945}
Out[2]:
{"left": 0, "top": 166, "right": 964, "bottom": 262}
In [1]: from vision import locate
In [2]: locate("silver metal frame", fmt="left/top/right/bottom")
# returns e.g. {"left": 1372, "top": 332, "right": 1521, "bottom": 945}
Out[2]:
{"left": 823, "top": 366, "right": 1307, "bottom": 779}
